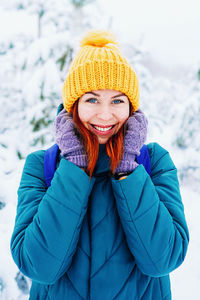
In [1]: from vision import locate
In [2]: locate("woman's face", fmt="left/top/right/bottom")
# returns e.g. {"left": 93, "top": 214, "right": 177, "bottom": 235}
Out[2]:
{"left": 78, "top": 89, "right": 130, "bottom": 144}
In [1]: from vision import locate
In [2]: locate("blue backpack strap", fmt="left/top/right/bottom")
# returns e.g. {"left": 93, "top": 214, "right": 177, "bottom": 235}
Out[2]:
{"left": 44, "top": 144, "right": 60, "bottom": 187}
{"left": 136, "top": 144, "right": 151, "bottom": 176}
{"left": 43, "top": 104, "right": 63, "bottom": 187}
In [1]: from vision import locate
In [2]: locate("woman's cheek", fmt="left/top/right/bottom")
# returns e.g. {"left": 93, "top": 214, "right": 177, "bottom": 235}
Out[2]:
{"left": 78, "top": 106, "right": 92, "bottom": 122}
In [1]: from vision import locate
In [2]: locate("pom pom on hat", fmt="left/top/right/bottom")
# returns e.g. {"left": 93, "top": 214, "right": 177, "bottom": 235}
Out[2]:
{"left": 80, "top": 30, "right": 118, "bottom": 47}
{"left": 62, "top": 29, "right": 140, "bottom": 113}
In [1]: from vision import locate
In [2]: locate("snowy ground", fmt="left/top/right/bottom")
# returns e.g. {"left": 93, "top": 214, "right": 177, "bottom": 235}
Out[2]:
{"left": 171, "top": 186, "right": 200, "bottom": 300}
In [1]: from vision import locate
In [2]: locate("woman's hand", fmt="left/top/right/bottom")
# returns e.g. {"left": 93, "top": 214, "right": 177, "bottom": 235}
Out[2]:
{"left": 115, "top": 109, "right": 148, "bottom": 174}
{"left": 54, "top": 108, "right": 88, "bottom": 168}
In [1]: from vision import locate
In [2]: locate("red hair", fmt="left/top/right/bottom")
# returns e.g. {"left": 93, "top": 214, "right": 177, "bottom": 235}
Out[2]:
{"left": 72, "top": 101, "right": 134, "bottom": 178}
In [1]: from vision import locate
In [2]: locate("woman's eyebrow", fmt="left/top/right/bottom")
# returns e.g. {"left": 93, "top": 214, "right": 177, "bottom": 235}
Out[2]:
{"left": 84, "top": 92, "right": 99, "bottom": 96}
{"left": 84, "top": 92, "right": 126, "bottom": 98}
{"left": 111, "top": 93, "right": 126, "bottom": 98}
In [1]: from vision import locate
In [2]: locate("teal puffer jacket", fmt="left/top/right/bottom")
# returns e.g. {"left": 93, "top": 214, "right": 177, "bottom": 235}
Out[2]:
{"left": 11, "top": 143, "right": 189, "bottom": 300}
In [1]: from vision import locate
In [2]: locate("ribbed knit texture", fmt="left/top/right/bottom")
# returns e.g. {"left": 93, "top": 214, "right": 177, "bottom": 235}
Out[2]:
{"left": 62, "top": 30, "right": 140, "bottom": 113}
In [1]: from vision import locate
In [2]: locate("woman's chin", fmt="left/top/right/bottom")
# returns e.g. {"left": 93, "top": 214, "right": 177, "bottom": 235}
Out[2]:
{"left": 97, "top": 137, "right": 109, "bottom": 144}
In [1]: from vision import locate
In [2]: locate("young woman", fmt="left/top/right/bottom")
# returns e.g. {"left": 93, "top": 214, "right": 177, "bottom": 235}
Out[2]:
{"left": 11, "top": 30, "right": 189, "bottom": 300}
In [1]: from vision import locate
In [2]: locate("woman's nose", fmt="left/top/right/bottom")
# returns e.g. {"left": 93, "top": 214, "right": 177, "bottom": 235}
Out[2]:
{"left": 97, "top": 105, "right": 113, "bottom": 121}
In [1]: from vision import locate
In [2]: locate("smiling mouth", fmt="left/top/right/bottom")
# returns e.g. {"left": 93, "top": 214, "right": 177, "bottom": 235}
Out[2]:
{"left": 91, "top": 124, "right": 116, "bottom": 132}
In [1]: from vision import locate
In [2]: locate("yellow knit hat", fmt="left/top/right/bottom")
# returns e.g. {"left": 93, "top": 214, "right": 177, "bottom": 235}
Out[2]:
{"left": 62, "top": 30, "right": 140, "bottom": 113}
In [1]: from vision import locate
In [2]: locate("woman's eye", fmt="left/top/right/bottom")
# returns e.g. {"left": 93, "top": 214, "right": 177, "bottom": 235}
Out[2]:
{"left": 113, "top": 99, "right": 123, "bottom": 104}
{"left": 87, "top": 98, "right": 97, "bottom": 104}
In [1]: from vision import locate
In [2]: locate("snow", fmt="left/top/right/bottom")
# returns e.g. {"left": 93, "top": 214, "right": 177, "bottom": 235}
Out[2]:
{"left": 171, "top": 187, "right": 200, "bottom": 299}
{"left": 100, "top": 0, "right": 200, "bottom": 67}
{"left": 0, "top": 0, "right": 200, "bottom": 299}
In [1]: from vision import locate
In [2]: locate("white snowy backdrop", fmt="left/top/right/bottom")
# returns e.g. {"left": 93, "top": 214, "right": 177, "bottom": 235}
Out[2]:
{"left": 0, "top": 0, "right": 200, "bottom": 299}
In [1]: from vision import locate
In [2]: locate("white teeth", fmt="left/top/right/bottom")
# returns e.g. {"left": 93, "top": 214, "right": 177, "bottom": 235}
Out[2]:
{"left": 93, "top": 125, "right": 113, "bottom": 132}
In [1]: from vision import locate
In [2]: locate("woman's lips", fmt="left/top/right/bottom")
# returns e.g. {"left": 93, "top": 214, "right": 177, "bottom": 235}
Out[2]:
{"left": 89, "top": 124, "right": 116, "bottom": 135}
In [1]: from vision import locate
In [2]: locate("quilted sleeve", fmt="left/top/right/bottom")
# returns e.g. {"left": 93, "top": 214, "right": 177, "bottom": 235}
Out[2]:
{"left": 10, "top": 151, "right": 95, "bottom": 284}
{"left": 111, "top": 143, "right": 189, "bottom": 277}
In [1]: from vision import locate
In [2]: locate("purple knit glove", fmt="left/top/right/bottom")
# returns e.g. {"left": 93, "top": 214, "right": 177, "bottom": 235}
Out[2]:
{"left": 115, "top": 109, "right": 148, "bottom": 174}
{"left": 54, "top": 108, "right": 88, "bottom": 168}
